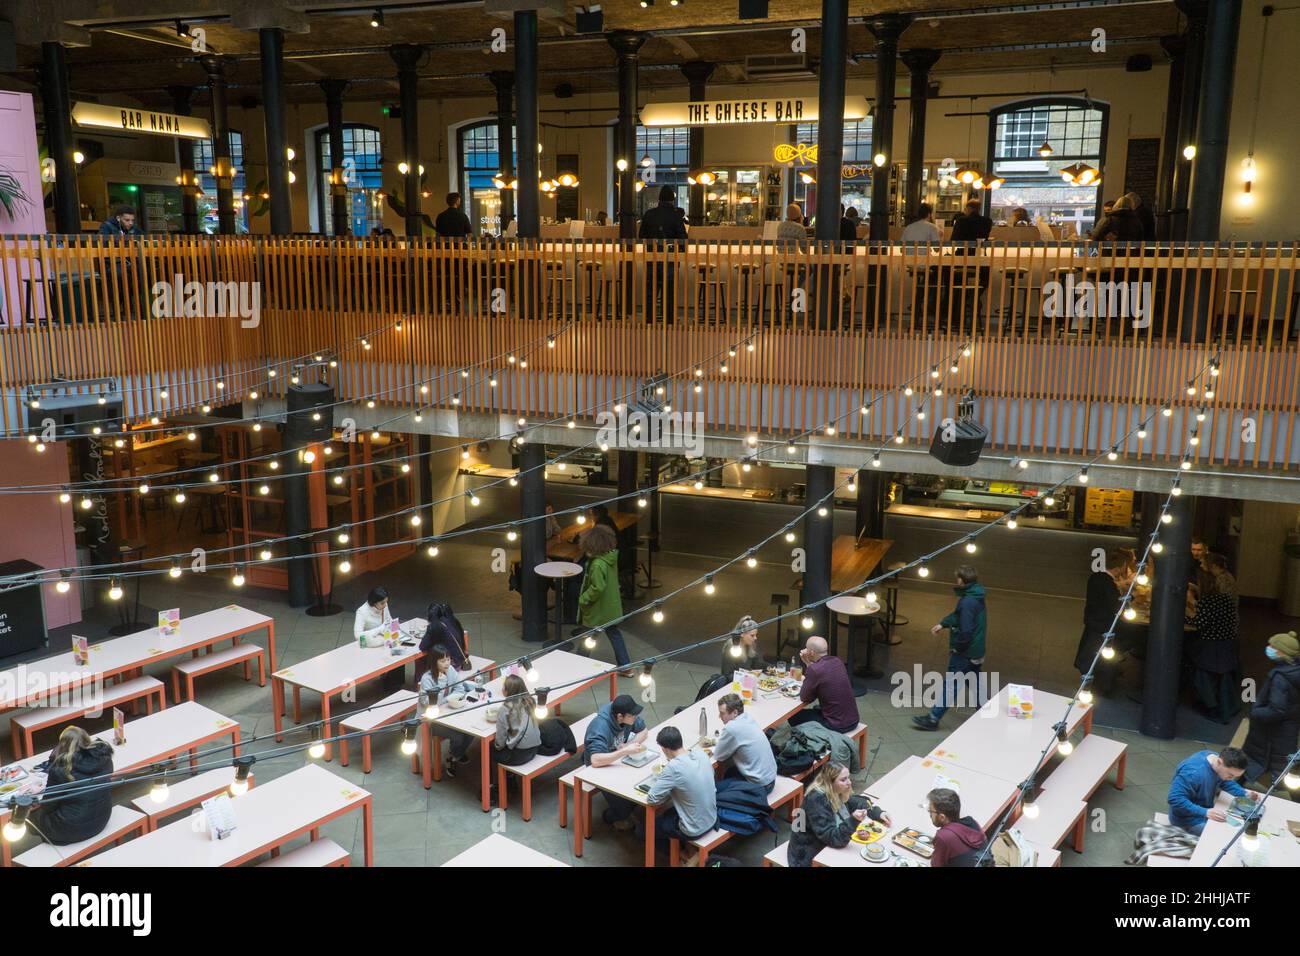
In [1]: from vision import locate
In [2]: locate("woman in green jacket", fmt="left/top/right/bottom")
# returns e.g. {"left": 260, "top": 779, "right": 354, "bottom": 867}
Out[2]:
{"left": 578, "top": 525, "right": 632, "bottom": 674}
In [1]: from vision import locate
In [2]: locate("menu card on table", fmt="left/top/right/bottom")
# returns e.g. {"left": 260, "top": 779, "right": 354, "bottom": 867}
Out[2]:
{"left": 1007, "top": 684, "right": 1035, "bottom": 719}
{"left": 200, "top": 794, "right": 237, "bottom": 841}
{"left": 112, "top": 707, "right": 126, "bottom": 745}
{"left": 72, "top": 635, "right": 90, "bottom": 666}
{"left": 158, "top": 608, "right": 180, "bottom": 636}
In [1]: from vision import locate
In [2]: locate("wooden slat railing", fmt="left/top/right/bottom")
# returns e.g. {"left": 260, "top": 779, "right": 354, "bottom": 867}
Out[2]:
{"left": 2, "top": 235, "right": 1297, "bottom": 470}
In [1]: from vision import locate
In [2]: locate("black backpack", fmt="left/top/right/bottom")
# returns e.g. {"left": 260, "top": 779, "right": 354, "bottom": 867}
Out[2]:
{"left": 773, "top": 728, "right": 826, "bottom": 776}
{"left": 420, "top": 602, "right": 468, "bottom": 669}
{"left": 538, "top": 717, "right": 577, "bottom": 757}
{"left": 693, "top": 673, "right": 732, "bottom": 703}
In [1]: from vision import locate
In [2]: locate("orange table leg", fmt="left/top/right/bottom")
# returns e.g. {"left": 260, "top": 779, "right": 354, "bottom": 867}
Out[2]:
{"left": 256, "top": 652, "right": 265, "bottom": 688}
{"left": 497, "top": 765, "right": 508, "bottom": 811}
{"left": 362, "top": 799, "right": 374, "bottom": 866}
{"left": 609, "top": 674, "right": 617, "bottom": 700}
{"left": 362, "top": 737, "right": 373, "bottom": 773}
{"left": 421, "top": 725, "right": 433, "bottom": 789}
{"left": 644, "top": 805, "right": 656, "bottom": 867}
{"left": 573, "top": 783, "right": 585, "bottom": 858}
{"left": 1115, "top": 753, "right": 1127, "bottom": 790}
{"left": 231, "top": 728, "right": 241, "bottom": 758}
{"left": 272, "top": 679, "right": 285, "bottom": 741}
{"left": 321, "top": 695, "right": 333, "bottom": 761}
{"left": 479, "top": 737, "right": 491, "bottom": 812}
{"left": 559, "top": 780, "right": 569, "bottom": 828}
{"left": 266, "top": 621, "right": 277, "bottom": 671}
{"left": 292, "top": 687, "right": 301, "bottom": 723}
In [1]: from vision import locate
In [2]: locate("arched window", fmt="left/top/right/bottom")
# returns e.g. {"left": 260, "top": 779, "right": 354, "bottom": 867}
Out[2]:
{"left": 457, "top": 120, "right": 516, "bottom": 236}
{"left": 987, "top": 97, "right": 1108, "bottom": 234}
{"left": 193, "top": 131, "right": 248, "bottom": 233}
{"left": 314, "top": 123, "right": 383, "bottom": 235}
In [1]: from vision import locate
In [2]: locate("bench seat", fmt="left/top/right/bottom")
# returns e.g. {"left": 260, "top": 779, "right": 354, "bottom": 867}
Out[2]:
{"left": 1041, "top": 733, "right": 1127, "bottom": 800}
{"left": 1014, "top": 796, "right": 1088, "bottom": 853}
{"left": 339, "top": 690, "right": 418, "bottom": 774}
{"left": 10, "top": 676, "right": 166, "bottom": 758}
{"left": 131, "top": 766, "right": 253, "bottom": 831}
{"left": 498, "top": 713, "right": 597, "bottom": 821}
{"left": 171, "top": 643, "right": 266, "bottom": 703}
{"left": 763, "top": 841, "right": 790, "bottom": 868}
{"left": 13, "top": 805, "right": 147, "bottom": 867}
{"left": 257, "top": 838, "right": 350, "bottom": 868}
{"left": 670, "top": 774, "right": 805, "bottom": 866}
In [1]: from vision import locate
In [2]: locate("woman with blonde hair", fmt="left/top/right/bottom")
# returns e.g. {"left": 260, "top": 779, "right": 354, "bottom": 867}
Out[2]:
{"left": 721, "top": 614, "right": 762, "bottom": 674}
{"left": 788, "top": 761, "right": 891, "bottom": 867}
{"left": 578, "top": 523, "right": 631, "bottom": 675}
{"left": 489, "top": 674, "right": 542, "bottom": 801}
{"left": 34, "top": 726, "right": 115, "bottom": 845}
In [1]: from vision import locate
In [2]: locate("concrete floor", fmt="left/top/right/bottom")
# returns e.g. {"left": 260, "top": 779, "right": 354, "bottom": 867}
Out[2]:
{"left": 9, "top": 488, "right": 1296, "bottom": 867}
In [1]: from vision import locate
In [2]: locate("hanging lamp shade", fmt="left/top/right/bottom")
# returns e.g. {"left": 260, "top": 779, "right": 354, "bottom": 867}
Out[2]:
{"left": 1059, "top": 162, "right": 1086, "bottom": 183}
{"left": 955, "top": 164, "right": 981, "bottom": 185}
{"left": 688, "top": 168, "right": 717, "bottom": 186}
{"left": 799, "top": 170, "right": 816, "bottom": 185}
{"left": 1074, "top": 164, "right": 1100, "bottom": 186}
{"left": 556, "top": 171, "right": 579, "bottom": 187}
{"left": 1037, "top": 141, "right": 1055, "bottom": 158}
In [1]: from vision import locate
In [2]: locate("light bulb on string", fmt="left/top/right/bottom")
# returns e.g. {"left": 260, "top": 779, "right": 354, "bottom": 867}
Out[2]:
{"left": 652, "top": 603, "right": 665, "bottom": 624}
{"left": 308, "top": 727, "right": 326, "bottom": 760}
{"left": 704, "top": 575, "right": 716, "bottom": 595}
{"left": 232, "top": 567, "right": 246, "bottom": 587}
{"left": 400, "top": 724, "right": 418, "bottom": 756}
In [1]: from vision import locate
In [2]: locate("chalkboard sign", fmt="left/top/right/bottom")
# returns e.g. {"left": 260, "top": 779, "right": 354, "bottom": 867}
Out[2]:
{"left": 1123, "top": 137, "right": 1161, "bottom": 203}
{"left": 0, "top": 559, "right": 48, "bottom": 661}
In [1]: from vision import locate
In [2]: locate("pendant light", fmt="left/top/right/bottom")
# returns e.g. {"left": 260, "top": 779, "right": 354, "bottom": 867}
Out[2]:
{"left": 1037, "top": 59, "right": 1056, "bottom": 158}
{"left": 954, "top": 97, "right": 983, "bottom": 186}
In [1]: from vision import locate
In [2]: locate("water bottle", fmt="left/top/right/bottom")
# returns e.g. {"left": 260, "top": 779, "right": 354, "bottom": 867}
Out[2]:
{"left": 698, "top": 707, "right": 707, "bottom": 741}
{"left": 418, "top": 688, "right": 430, "bottom": 718}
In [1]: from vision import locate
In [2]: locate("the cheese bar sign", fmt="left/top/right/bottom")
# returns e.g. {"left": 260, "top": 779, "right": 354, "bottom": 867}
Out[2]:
{"left": 641, "top": 95, "right": 869, "bottom": 127}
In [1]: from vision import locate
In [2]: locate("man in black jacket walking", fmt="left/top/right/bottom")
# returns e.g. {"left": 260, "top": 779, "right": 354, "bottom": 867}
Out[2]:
{"left": 435, "top": 192, "right": 471, "bottom": 238}
{"left": 638, "top": 186, "right": 686, "bottom": 322}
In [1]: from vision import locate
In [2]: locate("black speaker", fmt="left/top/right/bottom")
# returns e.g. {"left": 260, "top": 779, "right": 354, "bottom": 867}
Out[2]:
{"left": 1126, "top": 54, "right": 1153, "bottom": 72}
{"left": 739, "top": 0, "right": 769, "bottom": 19}
{"left": 284, "top": 382, "right": 334, "bottom": 446}
{"left": 928, "top": 417, "right": 988, "bottom": 467}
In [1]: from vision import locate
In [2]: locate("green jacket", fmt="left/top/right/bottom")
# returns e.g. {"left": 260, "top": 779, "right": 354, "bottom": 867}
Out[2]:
{"left": 578, "top": 550, "right": 622, "bottom": 628}
{"left": 940, "top": 582, "right": 987, "bottom": 659}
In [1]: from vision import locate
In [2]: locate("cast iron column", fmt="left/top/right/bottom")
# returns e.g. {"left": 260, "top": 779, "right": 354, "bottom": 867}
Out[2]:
{"left": 814, "top": 0, "right": 849, "bottom": 240}
{"left": 515, "top": 15, "right": 540, "bottom": 238}
{"left": 617, "top": 450, "right": 639, "bottom": 587}
{"left": 284, "top": 383, "right": 334, "bottom": 607}
{"left": 490, "top": 70, "right": 516, "bottom": 229}
{"left": 609, "top": 31, "right": 645, "bottom": 241}
{"left": 900, "top": 48, "right": 940, "bottom": 224}
{"left": 390, "top": 45, "right": 424, "bottom": 237}
{"left": 168, "top": 85, "right": 201, "bottom": 234}
{"left": 260, "top": 28, "right": 292, "bottom": 235}
{"left": 681, "top": 61, "right": 714, "bottom": 227}
{"left": 1187, "top": 0, "right": 1242, "bottom": 241}
{"left": 40, "top": 42, "right": 81, "bottom": 233}
{"left": 1168, "top": 0, "right": 1208, "bottom": 241}
{"left": 520, "top": 440, "right": 548, "bottom": 643}
{"left": 866, "top": 15, "right": 911, "bottom": 240}
{"left": 1141, "top": 494, "right": 1193, "bottom": 738}
{"left": 320, "top": 79, "right": 351, "bottom": 235}
{"left": 803, "top": 464, "right": 835, "bottom": 636}
{"left": 199, "top": 54, "right": 236, "bottom": 234}
{"left": 1154, "top": 36, "right": 1186, "bottom": 241}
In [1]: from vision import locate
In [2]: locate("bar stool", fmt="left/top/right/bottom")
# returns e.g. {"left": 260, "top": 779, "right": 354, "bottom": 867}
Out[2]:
{"left": 883, "top": 560, "right": 908, "bottom": 646}
{"left": 534, "top": 561, "right": 583, "bottom": 647}
{"left": 694, "top": 263, "right": 728, "bottom": 321}
{"left": 827, "top": 594, "right": 881, "bottom": 695}
{"left": 636, "top": 533, "right": 661, "bottom": 592}
{"left": 770, "top": 592, "right": 800, "bottom": 661}
{"left": 579, "top": 260, "right": 615, "bottom": 318}
{"left": 108, "top": 539, "right": 147, "bottom": 636}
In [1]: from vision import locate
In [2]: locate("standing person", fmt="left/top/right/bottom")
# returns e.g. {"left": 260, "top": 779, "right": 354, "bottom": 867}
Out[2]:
{"left": 637, "top": 185, "right": 687, "bottom": 322}
{"left": 418, "top": 644, "right": 481, "bottom": 777}
{"left": 98, "top": 204, "right": 143, "bottom": 237}
{"left": 712, "top": 693, "right": 778, "bottom": 791}
{"left": 1167, "top": 746, "right": 1256, "bottom": 835}
{"left": 1185, "top": 567, "right": 1241, "bottom": 724}
{"left": 583, "top": 694, "right": 649, "bottom": 830}
{"left": 926, "top": 788, "right": 987, "bottom": 867}
{"left": 644, "top": 726, "right": 717, "bottom": 863}
{"left": 720, "top": 614, "right": 762, "bottom": 674}
{"left": 787, "top": 762, "right": 891, "bottom": 868}
{"left": 913, "top": 565, "right": 986, "bottom": 731}
{"left": 1243, "top": 632, "right": 1300, "bottom": 784}
{"left": 33, "top": 727, "right": 115, "bottom": 845}
{"left": 353, "top": 587, "right": 392, "bottom": 644}
{"left": 1074, "top": 549, "right": 1128, "bottom": 696}
{"left": 434, "top": 192, "right": 471, "bottom": 238}
{"left": 577, "top": 524, "right": 631, "bottom": 675}
{"left": 790, "top": 636, "right": 859, "bottom": 734}
{"left": 488, "top": 674, "right": 542, "bottom": 799}
{"left": 949, "top": 199, "right": 992, "bottom": 241}
{"left": 900, "top": 202, "right": 943, "bottom": 243}
{"left": 839, "top": 206, "right": 860, "bottom": 241}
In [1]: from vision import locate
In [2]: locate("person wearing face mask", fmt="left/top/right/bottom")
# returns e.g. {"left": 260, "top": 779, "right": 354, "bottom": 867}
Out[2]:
{"left": 1242, "top": 632, "right": 1300, "bottom": 784}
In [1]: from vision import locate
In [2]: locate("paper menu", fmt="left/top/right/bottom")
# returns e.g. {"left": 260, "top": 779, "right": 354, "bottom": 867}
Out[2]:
{"left": 932, "top": 773, "right": 961, "bottom": 793}
{"left": 72, "top": 635, "right": 90, "bottom": 666}
{"left": 1007, "top": 684, "right": 1035, "bottom": 719}
{"left": 200, "top": 794, "right": 237, "bottom": 841}
{"left": 158, "top": 608, "right": 180, "bottom": 636}
{"left": 383, "top": 619, "right": 402, "bottom": 654}
{"left": 112, "top": 707, "right": 126, "bottom": 745}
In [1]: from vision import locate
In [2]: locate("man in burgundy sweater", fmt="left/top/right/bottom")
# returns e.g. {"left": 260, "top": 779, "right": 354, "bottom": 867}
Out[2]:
{"left": 927, "top": 788, "right": 987, "bottom": 867}
{"left": 789, "top": 636, "right": 860, "bottom": 734}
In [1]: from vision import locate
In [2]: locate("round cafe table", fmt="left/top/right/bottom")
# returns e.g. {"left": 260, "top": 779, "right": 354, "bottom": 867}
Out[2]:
{"left": 534, "top": 561, "right": 584, "bottom": 646}
{"left": 826, "top": 595, "right": 882, "bottom": 696}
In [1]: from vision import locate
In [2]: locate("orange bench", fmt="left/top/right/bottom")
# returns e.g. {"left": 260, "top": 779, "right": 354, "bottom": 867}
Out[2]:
{"left": 171, "top": 643, "right": 266, "bottom": 703}
{"left": 10, "top": 676, "right": 166, "bottom": 758}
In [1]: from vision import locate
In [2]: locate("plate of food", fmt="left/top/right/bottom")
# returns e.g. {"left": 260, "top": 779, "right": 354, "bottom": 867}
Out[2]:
{"left": 779, "top": 683, "right": 801, "bottom": 699}
{"left": 892, "top": 827, "right": 935, "bottom": 858}
{"left": 757, "top": 675, "right": 782, "bottom": 692}
{"left": 860, "top": 842, "right": 890, "bottom": 863}
{"left": 850, "top": 818, "right": 887, "bottom": 845}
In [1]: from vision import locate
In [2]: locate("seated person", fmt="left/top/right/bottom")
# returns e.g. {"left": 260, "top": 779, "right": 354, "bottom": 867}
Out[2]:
{"left": 488, "top": 675, "right": 542, "bottom": 799}
{"left": 720, "top": 615, "right": 762, "bottom": 674}
{"left": 1167, "top": 746, "right": 1256, "bottom": 835}
{"left": 900, "top": 202, "right": 943, "bottom": 244}
{"left": 1008, "top": 207, "right": 1034, "bottom": 227}
{"left": 949, "top": 200, "right": 993, "bottom": 241}
{"left": 712, "top": 693, "right": 778, "bottom": 792}
{"left": 34, "top": 727, "right": 114, "bottom": 845}
{"left": 353, "top": 586, "right": 392, "bottom": 644}
{"left": 644, "top": 726, "right": 717, "bottom": 860}
{"left": 418, "top": 644, "right": 483, "bottom": 777}
{"left": 583, "top": 694, "right": 648, "bottom": 830}
{"left": 790, "top": 636, "right": 860, "bottom": 734}
{"left": 788, "top": 762, "right": 890, "bottom": 867}
{"left": 927, "top": 787, "right": 987, "bottom": 867}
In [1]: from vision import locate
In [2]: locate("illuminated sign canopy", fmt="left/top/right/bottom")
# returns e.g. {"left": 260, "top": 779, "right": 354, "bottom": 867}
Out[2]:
{"left": 72, "top": 102, "right": 212, "bottom": 140}
{"left": 641, "top": 95, "right": 869, "bottom": 127}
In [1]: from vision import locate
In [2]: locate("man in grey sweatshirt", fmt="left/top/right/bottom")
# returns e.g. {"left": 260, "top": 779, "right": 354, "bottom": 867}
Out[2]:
{"left": 644, "top": 725, "right": 717, "bottom": 851}
{"left": 712, "top": 693, "right": 777, "bottom": 791}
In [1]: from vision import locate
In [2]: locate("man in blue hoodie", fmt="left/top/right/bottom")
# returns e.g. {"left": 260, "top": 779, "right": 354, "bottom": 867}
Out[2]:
{"left": 1167, "top": 746, "right": 1256, "bottom": 835}
{"left": 913, "top": 565, "right": 986, "bottom": 731}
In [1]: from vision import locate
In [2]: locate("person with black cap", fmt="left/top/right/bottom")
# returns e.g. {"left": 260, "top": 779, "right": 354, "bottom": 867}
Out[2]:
{"left": 637, "top": 185, "right": 687, "bottom": 321}
{"left": 583, "top": 693, "right": 649, "bottom": 830}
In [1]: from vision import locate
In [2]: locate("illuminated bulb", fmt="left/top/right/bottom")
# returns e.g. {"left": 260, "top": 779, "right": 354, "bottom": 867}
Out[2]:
{"left": 652, "top": 605, "right": 665, "bottom": 623}
{"left": 1077, "top": 685, "right": 1094, "bottom": 706}
{"left": 174, "top": 491, "right": 186, "bottom": 504}
{"left": 468, "top": 493, "right": 481, "bottom": 507}
{"left": 904, "top": 387, "right": 914, "bottom": 397}
{"left": 720, "top": 363, "right": 729, "bottom": 373}
{"left": 1183, "top": 144, "right": 1197, "bottom": 160}
{"left": 253, "top": 423, "right": 262, "bottom": 432}
{"left": 1017, "top": 458, "right": 1029, "bottom": 469}
{"left": 169, "top": 563, "right": 182, "bottom": 579}
{"left": 704, "top": 575, "right": 716, "bottom": 595}
{"left": 401, "top": 463, "right": 410, "bottom": 473}
{"left": 338, "top": 531, "right": 350, "bottom": 544}
{"left": 965, "top": 541, "right": 977, "bottom": 554}
{"left": 1151, "top": 541, "right": 1164, "bottom": 554}
{"left": 58, "top": 491, "right": 71, "bottom": 504}
{"left": 917, "top": 564, "right": 930, "bottom": 578}
{"left": 894, "top": 432, "right": 905, "bottom": 445}
{"left": 583, "top": 632, "right": 598, "bottom": 651}
{"left": 1057, "top": 736, "right": 1073, "bottom": 757}
{"left": 427, "top": 545, "right": 439, "bottom": 557}
{"left": 338, "top": 560, "right": 352, "bottom": 574}
{"left": 303, "top": 450, "right": 316, "bottom": 464}
{"left": 872, "top": 453, "right": 881, "bottom": 467}
{"left": 567, "top": 420, "right": 576, "bottom": 429}
{"left": 787, "top": 442, "right": 797, "bottom": 455}
{"left": 1171, "top": 485, "right": 1183, "bottom": 497}
{"left": 150, "top": 779, "right": 170, "bottom": 804}
{"left": 1006, "top": 518, "right": 1018, "bottom": 529}
{"left": 693, "top": 480, "right": 704, "bottom": 490}
{"left": 1043, "top": 495, "right": 1056, "bottom": 507}
{"left": 138, "top": 482, "right": 150, "bottom": 495}
{"left": 507, "top": 528, "right": 518, "bottom": 542}
{"left": 250, "top": 390, "right": 259, "bottom": 400}
{"left": 637, "top": 496, "right": 648, "bottom": 508}
{"left": 508, "top": 478, "right": 518, "bottom": 487}
{"left": 400, "top": 726, "right": 418, "bottom": 756}
{"left": 1162, "top": 407, "right": 1172, "bottom": 417}
{"left": 424, "top": 701, "right": 440, "bottom": 720}
{"left": 259, "top": 484, "right": 270, "bottom": 495}
{"left": 916, "top": 411, "right": 925, "bottom": 421}
{"left": 1078, "top": 469, "right": 1089, "bottom": 484}
{"left": 860, "top": 405, "right": 870, "bottom": 416}
{"left": 825, "top": 424, "right": 837, "bottom": 435}
{"left": 268, "top": 460, "right": 279, "bottom": 470}
{"left": 1123, "top": 606, "right": 1138, "bottom": 621}
{"left": 259, "top": 548, "right": 272, "bottom": 561}
{"left": 785, "top": 530, "right": 796, "bottom": 543}
{"left": 56, "top": 575, "right": 71, "bottom": 594}
{"left": 410, "top": 514, "right": 422, "bottom": 527}
{"left": 1161, "top": 513, "right": 1173, "bottom": 524}
{"left": 201, "top": 406, "right": 210, "bottom": 415}
{"left": 1285, "top": 770, "right": 1300, "bottom": 791}
{"left": 80, "top": 496, "right": 93, "bottom": 511}
{"left": 846, "top": 481, "right": 856, "bottom": 494}
{"left": 232, "top": 568, "right": 245, "bottom": 587}
{"left": 1180, "top": 459, "right": 1192, "bottom": 471}
{"left": 1136, "top": 571, "right": 1149, "bottom": 586}
{"left": 801, "top": 615, "right": 814, "bottom": 630}
{"left": 35, "top": 443, "right": 46, "bottom": 453}
{"left": 1108, "top": 448, "right": 1119, "bottom": 461}
{"left": 308, "top": 730, "right": 326, "bottom": 760}
{"left": 746, "top": 552, "right": 758, "bottom": 569}
{"left": 1021, "top": 795, "right": 1040, "bottom": 820}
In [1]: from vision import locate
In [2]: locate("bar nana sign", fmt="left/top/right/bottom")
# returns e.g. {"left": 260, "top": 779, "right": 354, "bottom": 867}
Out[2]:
{"left": 71, "top": 102, "right": 211, "bottom": 140}
{"left": 641, "top": 95, "right": 869, "bottom": 127}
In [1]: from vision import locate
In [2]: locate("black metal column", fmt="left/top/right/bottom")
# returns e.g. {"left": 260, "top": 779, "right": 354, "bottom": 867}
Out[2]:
{"left": 1168, "top": 0, "right": 1208, "bottom": 242}
{"left": 515, "top": 14, "right": 540, "bottom": 238}
{"left": 1141, "top": 494, "right": 1193, "bottom": 738}
{"left": 900, "top": 48, "right": 940, "bottom": 224}
{"left": 259, "top": 28, "right": 292, "bottom": 235}
{"left": 168, "top": 85, "right": 200, "bottom": 235}
{"left": 390, "top": 45, "right": 424, "bottom": 237}
{"left": 199, "top": 55, "right": 236, "bottom": 235}
{"left": 866, "top": 15, "right": 910, "bottom": 241}
{"left": 617, "top": 450, "right": 639, "bottom": 587}
{"left": 1154, "top": 36, "right": 1186, "bottom": 241}
{"left": 681, "top": 61, "right": 714, "bottom": 227}
{"left": 40, "top": 42, "right": 81, "bottom": 233}
{"left": 520, "top": 440, "right": 548, "bottom": 643}
{"left": 803, "top": 464, "right": 835, "bottom": 636}
{"left": 609, "top": 31, "right": 645, "bottom": 241}
{"left": 855, "top": 469, "right": 885, "bottom": 540}
{"left": 1187, "top": 0, "right": 1242, "bottom": 241}
{"left": 320, "top": 79, "right": 351, "bottom": 236}
{"left": 490, "top": 70, "right": 516, "bottom": 229}
{"left": 814, "top": 0, "right": 849, "bottom": 240}
{"left": 284, "top": 384, "right": 335, "bottom": 607}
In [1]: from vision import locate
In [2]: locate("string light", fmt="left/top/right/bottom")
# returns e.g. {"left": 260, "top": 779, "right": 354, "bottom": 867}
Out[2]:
{"left": 232, "top": 566, "right": 246, "bottom": 587}
{"left": 639, "top": 661, "right": 655, "bottom": 686}
{"left": 651, "top": 603, "right": 665, "bottom": 623}
{"left": 704, "top": 575, "right": 716, "bottom": 595}
{"left": 230, "top": 757, "right": 253, "bottom": 796}
{"left": 109, "top": 579, "right": 123, "bottom": 600}
{"left": 308, "top": 727, "right": 326, "bottom": 760}
{"left": 400, "top": 723, "right": 418, "bottom": 756}
{"left": 1056, "top": 727, "right": 1073, "bottom": 757}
